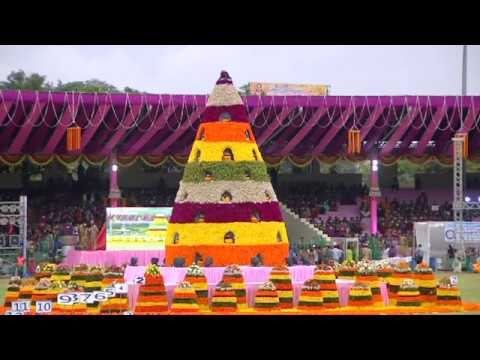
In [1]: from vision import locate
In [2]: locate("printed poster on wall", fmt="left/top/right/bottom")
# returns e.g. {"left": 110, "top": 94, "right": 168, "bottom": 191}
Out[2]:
{"left": 106, "top": 207, "right": 172, "bottom": 250}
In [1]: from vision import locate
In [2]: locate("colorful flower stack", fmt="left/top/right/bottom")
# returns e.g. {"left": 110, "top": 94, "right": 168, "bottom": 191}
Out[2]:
{"left": 18, "top": 277, "right": 37, "bottom": 302}
{"left": 66, "top": 281, "right": 87, "bottom": 314}
{"left": 31, "top": 278, "right": 57, "bottom": 312}
{"left": 70, "top": 264, "right": 90, "bottom": 288}
{"left": 50, "top": 265, "right": 71, "bottom": 283}
{"left": 269, "top": 266, "right": 293, "bottom": 309}
{"left": 100, "top": 265, "right": 129, "bottom": 314}
{"left": 3, "top": 276, "right": 21, "bottom": 309}
{"left": 348, "top": 282, "right": 374, "bottom": 308}
{"left": 165, "top": 71, "right": 289, "bottom": 266}
{"left": 222, "top": 265, "right": 247, "bottom": 309}
{"left": 254, "top": 281, "right": 280, "bottom": 311}
{"left": 313, "top": 265, "right": 340, "bottom": 308}
{"left": 414, "top": 263, "right": 436, "bottom": 306}
{"left": 436, "top": 276, "right": 462, "bottom": 308}
{"left": 356, "top": 261, "right": 383, "bottom": 306}
{"left": 337, "top": 260, "right": 357, "bottom": 280}
{"left": 171, "top": 281, "right": 200, "bottom": 314}
{"left": 35, "top": 263, "right": 56, "bottom": 280}
{"left": 83, "top": 265, "right": 104, "bottom": 314}
{"left": 375, "top": 260, "right": 394, "bottom": 284}
{"left": 134, "top": 264, "right": 168, "bottom": 315}
{"left": 184, "top": 264, "right": 209, "bottom": 310}
{"left": 396, "top": 279, "right": 421, "bottom": 307}
{"left": 298, "top": 279, "right": 324, "bottom": 311}
{"left": 211, "top": 282, "right": 238, "bottom": 313}
{"left": 49, "top": 281, "right": 68, "bottom": 314}
{"left": 389, "top": 261, "right": 412, "bottom": 305}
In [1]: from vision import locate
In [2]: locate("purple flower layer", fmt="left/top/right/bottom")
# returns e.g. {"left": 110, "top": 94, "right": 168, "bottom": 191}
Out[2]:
{"left": 202, "top": 105, "right": 249, "bottom": 123}
{"left": 169, "top": 202, "right": 284, "bottom": 223}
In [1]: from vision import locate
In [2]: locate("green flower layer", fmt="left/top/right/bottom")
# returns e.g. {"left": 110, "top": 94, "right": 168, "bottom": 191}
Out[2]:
{"left": 182, "top": 161, "right": 270, "bottom": 183}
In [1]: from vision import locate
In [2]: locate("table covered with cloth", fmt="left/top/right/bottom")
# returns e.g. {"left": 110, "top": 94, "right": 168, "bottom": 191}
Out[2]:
{"left": 124, "top": 266, "right": 388, "bottom": 310}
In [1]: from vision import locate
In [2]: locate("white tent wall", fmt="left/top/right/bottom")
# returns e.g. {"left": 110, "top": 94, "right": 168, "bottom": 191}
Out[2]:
{"left": 414, "top": 222, "right": 450, "bottom": 266}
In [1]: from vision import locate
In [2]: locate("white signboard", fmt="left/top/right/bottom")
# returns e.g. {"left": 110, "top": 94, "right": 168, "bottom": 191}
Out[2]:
{"left": 444, "top": 222, "right": 480, "bottom": 243}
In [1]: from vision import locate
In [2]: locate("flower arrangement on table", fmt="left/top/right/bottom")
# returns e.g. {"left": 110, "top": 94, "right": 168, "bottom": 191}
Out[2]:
{"left": 269, "top": 266, "right": 293, "bottom": 309}
{"left": 184, "top": 264, "right": 209, "bottom": 310}
{"left": 254, "top": 281, "right": 280, "bottom": 311}
{"left": 171, "top": 281, "right": 200, "bottom": 314}
{"left": 389, "top": 261, "right": 412, "bottom": 305}
{"left": 436, "top": 276, "right": 462, "bottom": 308}
{"left": 35, "top": 263, "right": 56, "bottom": 280}
{"left": 135, "top": 264, "right": 168, "bottom": 314}
{"left": 313, "top": 265, "right": 339, "bottom": 308}
{"left": 348, "top": 282, "right": 374, "bottom": 308}
{"left": 32, "top": 278, "right": 57, "bottom": 309}
{"left": 100, "top": 279, "right": 130, "bottom": 314}
{"left": 3, "top": 276, "right": 21, "bottom": 308}
{"left": 102, "top": 265, "right": 125, "bottom": 286}
{"left": 18, "top": 277, "right": 37, "bottom": 300}
{"left": 414, "top": 263, "right": 436, "bottom": 305}
{"left": 375, "top": 260, "right": 394, "bottom": 282}
{"left": 83, "top": 266, "right": 104, "bottom": 314}
{"left": 211, "top": 282, "right": 238, "bottom": 313}
{"left": 356, "top": 261, "right": 382, "bottom": 306}
{"left": 65, "top": 281, "right": 87, "bottom": 314}
{"left": 337, "top": 260, "right": 357, "bottom": 280}
{"left": 396, "top": 279, "right": 421, "bottom": 307}
{"left": 70, "top": 264, "right": 90, "bottom": 287}
{"left": 50, "top": 265, "right": 71, "bottom": 282}
{"left": 222, "top": 265, "right": 246, "bottom": 309}
{"left": 298, "top": 279, "right": 324, "bottom": 311}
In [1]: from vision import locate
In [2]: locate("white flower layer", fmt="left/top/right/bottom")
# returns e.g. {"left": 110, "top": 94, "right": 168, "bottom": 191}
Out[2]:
{"left": 206, "top": 84, "right": 244, "bottom": 107}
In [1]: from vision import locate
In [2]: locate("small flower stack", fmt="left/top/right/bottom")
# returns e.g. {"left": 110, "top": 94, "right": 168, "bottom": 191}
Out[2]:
{"left": 348, "top": 282, "right": 374, "bottom": 308}
{"left": 31, "top": 278, "right": 57, "bottom": 312}
{"left": 18, "top": 277, "right": 37, "bottom": 302}
{"left": 414, "top": 263, "right": 436, "bottom": 306}
{"left": 298, "top": 279, "right": 324, "bottom": 311}
{"left": 222, "top": 265, "right": 247, "bottom": 309}
{"left": 3, "top": 277, "right": 21, "bottom": 309}
{"left": 50, "top": 265, "right": 71, "bottom": 283}
{"left": 313, "top": 265, "right": 340, "bottom": 308}
{"left": 70, "top": 264, "right": 90, "bottom": 288}
{"left": 50, "top": 281, "right": 68, "bottom": 314}
{"left": 396, "top": 279, "right": 421, "bottom": 307}
{"left": 84, "top": 265, "right": 104, "bottom": 314}
{"left": 375, "top": 260, "right": 394, "bottom": 284}
{"left": 389, "top": 261, "right": 412, "bottom": 305}
{"left": 269, "top": 266, "right": 293, "bottom": 309}
{"left": 211, "top": 282, "right": 238, "bottom": 313}
{"left": 254, "top": 281, "right": 280, "bottom": 311}
{"left": 35, "top": 263, "right": 56, "bottom": 280}
{"left": 337, "top": 260, "right": 357, "bottom": 280}
{"left": 171, "top": 281, "right": 200, "bottom": 313}
{"left": 101, "top": 266, "right": 128, "bottom": 314}
{"left": 184, "top": 264, "right": 209, "bottom": 310}
{"left": 436, "top": 277, "right": 462, "bottom": 308}
{"left": 135, "top": 264, "right": 168, "bottom": 314}
{"left": 66, "top": 282, "right": 87, "bottom": 314}
{"left": 356, "top": 261, "right": 382, "bottom": 306}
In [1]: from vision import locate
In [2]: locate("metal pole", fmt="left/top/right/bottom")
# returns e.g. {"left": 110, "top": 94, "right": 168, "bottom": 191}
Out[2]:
{"left": 462, "top": 45, "right": 468, "bottom": 96}
{"left": 20, "top": 196, "right": 27, "bottom": 275}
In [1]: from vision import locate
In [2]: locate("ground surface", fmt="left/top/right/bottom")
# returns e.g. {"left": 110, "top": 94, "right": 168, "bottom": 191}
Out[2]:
{"left": 1, "top": 271, "right": 479, "bottom": 314}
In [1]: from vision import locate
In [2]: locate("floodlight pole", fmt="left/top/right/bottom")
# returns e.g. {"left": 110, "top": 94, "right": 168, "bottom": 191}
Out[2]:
{"left": 109, "top": 152, "right": 121, "bottom": 208}
{"left": 369, "top": 158, "right": 381, "bottom": 235}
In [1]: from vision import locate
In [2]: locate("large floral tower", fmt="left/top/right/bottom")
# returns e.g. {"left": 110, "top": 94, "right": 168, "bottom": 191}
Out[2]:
{"left": 165, "top": 71, "right": 289, "bottom": 266}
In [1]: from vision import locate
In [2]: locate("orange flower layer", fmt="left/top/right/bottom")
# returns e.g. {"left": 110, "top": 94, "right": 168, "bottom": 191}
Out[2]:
{"left": 137, "top": 295, "right": 168, "bottom": 303}
{"left": 348, "top": 300, "right": 374, "bottom": 307}
{"left": 166, "top": 244, "right": 289, "bottom": 267}
{"left": 196, "top": 122, "right": 256, "bottom": 143}
{"left": 298, "top": 306, "right": 324, "bottom": 311}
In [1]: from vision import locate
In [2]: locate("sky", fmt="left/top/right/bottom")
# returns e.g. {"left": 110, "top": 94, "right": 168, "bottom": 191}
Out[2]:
{"left": 0, "top": 45, "right": 479, "bottom": 96}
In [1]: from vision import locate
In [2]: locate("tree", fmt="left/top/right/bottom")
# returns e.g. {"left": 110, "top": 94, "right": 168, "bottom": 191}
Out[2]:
{"left": 0, "top": 70, "right": 54, "bottom": 91}
{"left": 55, "top": 79, "right": 119, "bottom": 93}
{"left": 123, "top": 86, "right": 141, "bottom": 94}
{"left": 238, "top": 83, "right": 251, "bottom": 96}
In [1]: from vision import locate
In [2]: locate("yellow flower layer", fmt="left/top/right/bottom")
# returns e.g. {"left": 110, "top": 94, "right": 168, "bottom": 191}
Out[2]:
{"left": 136, "top": 301, "right": 168, "bottom": 307}
{"left": 255, "top": 297, "right": 280, "bottom": 304}
{"left": 417, "top": 280, "right": 437, "bottom": 287}
{"left": 271, "top": 274, "right": 291, "bottom": 280}
{"left": 300, "top": 296, "right": 323, "bottom": 302}
{"left": 84, "top": 281, "right": 104, "bottom": 288}
{"left": 174, "top": 288, "right": 196, "bottom": 295}
{"left": 106, "top": 298, "right": 128, "bottom": 305}
{"left": 212, "top": 297, "right": 237, "bottom": 303}
{"left": 437, "top": 289, "right": 460, "bottom": 296}
{"left": 322, "top": 291, "right": 340, "bottom": 298}
{"left": 398, "top": 291, "right": 420, "bottom": 296}
{"left": 172, "top": 303, "right": 200, "bottom": 309}
{"left": 314, "top": 274, "right": 336, "bottom": 281}
{"left": 166, "top": 222, "right": 288, "bottom": 246}
{"left": 188, "top": 141, "right": 263, "bottom": 163}
{"left": 6, "top": 291, "right": 19, "bottom": 297}
{"left": 192, "top": 284, "right": 209, "bottom": 291}
{"left": 350, "top": 290, "right": 372, "bottom": 296}
{"left": 228, "top": 283, "right": 245, "bottom": 290}
{"left": 278, "top": 291, "right": 293, "bottom": 298}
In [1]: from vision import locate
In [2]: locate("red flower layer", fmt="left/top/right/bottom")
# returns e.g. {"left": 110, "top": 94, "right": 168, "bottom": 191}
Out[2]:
{"left": 169, "top": 202, "right": 283, "bottom": 223}
{"left": 202, "top": 105, "right": 248, "bottom": 123}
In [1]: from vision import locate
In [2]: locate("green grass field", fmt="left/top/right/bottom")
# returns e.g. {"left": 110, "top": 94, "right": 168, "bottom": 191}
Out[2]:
{"left": 1, "top": 272, "right": 479, "bottom": 314}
